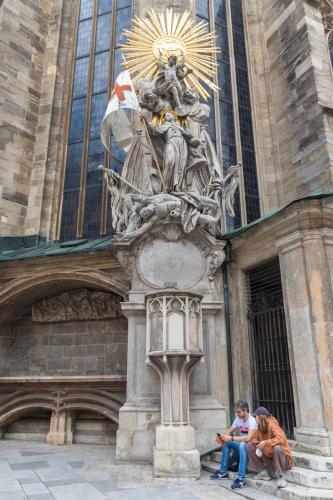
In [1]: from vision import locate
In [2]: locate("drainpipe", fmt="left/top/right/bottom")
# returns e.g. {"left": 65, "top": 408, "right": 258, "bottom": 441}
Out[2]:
{"left": 222, "top": 239, "right": 234, "bottom": 425}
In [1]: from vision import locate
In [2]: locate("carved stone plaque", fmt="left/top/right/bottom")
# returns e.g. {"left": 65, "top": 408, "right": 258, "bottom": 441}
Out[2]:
{"left": 138, "top": 239, "right": 204, "bottom": 289}
{"left": 32, "top": 288, "right": 123, "bottom": 323}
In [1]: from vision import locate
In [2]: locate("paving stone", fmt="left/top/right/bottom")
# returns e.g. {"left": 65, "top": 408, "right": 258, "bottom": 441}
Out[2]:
{"left": 21, "top": 482, "right": 50, "bottom": 495}
{"left": 11, "top": 462, "right": 51, "bottom": 471}
{"left": 20, "top": 452, "right": 54, "bottom": 457}
{"left": 0, "top": 493, "right": 27, "bottom": 500}
{"left": 91, "top": 478, "right": 118, "bottom": 493}
{"left": 28, "top": 495, "right": 55, "bottom": 500}
{"left": 0, "top": 470, "right": 38, "bottom": 481}
{"left": 0, "top": 460, "right": 13, "bottom": 473}
{"left": 19, "top": 478, "right": 43, "bottom": 485}
{"left": 66, "top": 460, "right": 85, "bottom": 469}
{"left": 43, "top": 478, "right": 86, "bottom": 487}
{"left": 0, "top": 479, "right": 23, "bottom": 492}
{"left": 49, "top": 482, "right": 106, "bottom": 500}
{"left": 0, "top": 441, "right": 250, "bottom": 500}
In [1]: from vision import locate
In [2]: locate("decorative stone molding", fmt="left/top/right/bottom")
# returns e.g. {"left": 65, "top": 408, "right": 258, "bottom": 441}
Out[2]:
{"left": 0, "top": 377, "right": 126, "bottom": 433}
{"left": 32, "top": 288, "right": 123, "bottom": 322}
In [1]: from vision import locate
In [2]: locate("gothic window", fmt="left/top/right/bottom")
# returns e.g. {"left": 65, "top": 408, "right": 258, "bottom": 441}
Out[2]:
{"left": 196, "top": 0, "right": 260, "bottom": 229}
{"left": 60, "top": 0, "right": 132, "bottom": 241}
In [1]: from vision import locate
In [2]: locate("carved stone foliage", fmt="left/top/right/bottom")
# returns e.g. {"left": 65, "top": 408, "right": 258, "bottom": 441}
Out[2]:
{"left": 320, "top": 0, "right": 333, "bottom": 43}
{"left": 32, "top": 288, "right": 123, "bottom": 323}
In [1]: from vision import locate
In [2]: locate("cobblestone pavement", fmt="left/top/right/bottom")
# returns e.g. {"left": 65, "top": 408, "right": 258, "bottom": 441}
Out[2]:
{"left": 0, "top": 441, "right": 244, "bottom": 500}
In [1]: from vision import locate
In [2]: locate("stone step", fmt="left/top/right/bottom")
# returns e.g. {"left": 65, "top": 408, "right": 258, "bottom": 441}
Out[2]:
{"left": 292, "top": 451, "right": 333, "bottom": 472}
{"left": 201, "top": 470, "right": 278, "bottom": 500}
{"left": 209, "top": 449, "right": 333, "bottom": 473}
{"left": 202, "top": 460, "right": 333, "bottom": 500}
{"left": 286, "top": 466, "right": 333, "bottom": 489}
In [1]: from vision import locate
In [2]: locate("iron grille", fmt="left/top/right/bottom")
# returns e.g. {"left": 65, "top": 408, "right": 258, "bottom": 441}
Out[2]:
{"left": 247, "top": 258, "right": 296, "bottom": 438}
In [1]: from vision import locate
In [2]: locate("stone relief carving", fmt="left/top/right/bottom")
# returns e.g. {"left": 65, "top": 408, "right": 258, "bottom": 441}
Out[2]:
{"left": 32, "top": 288, "right": 123, "bottom": 323}
{"left": 207, "top": 251, "right": 226, "bottom": 280}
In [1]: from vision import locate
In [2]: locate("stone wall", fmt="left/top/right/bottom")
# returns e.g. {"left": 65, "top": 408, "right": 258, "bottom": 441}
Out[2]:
{"left": 0, "top": 314, "right": 128, "bottom": 376}
{"left": 0, "top": 0, "right": 47, "bottom": 235}
{"left": 0, "top": 0, "right": 78, "bottom": 239}
{"left": 245, "top": 0, "right": 333, "bottom": 210}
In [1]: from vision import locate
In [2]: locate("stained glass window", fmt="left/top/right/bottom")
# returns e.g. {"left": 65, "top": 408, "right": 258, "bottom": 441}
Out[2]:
{"left": 197, "top": 0, "right": 260, "bottom": 228}
{"left": 60, "top": 0, "right": 132, "bottom": 240}
{"left": 231, "top": 0, "right": 260, "bottom": 223}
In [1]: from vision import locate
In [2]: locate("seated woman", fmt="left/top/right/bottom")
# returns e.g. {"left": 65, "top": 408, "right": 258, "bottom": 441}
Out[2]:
{"left": 247, "top": 407, "right": 294, "bottom": 488}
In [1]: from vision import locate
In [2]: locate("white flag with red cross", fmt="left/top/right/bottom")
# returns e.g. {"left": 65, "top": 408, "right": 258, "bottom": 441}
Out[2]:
{"left": 101, "top": 70, "right": 140, "bottom": 153}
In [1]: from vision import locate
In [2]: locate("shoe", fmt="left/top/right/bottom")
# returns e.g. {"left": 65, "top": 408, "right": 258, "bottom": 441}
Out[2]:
{"left": 276, "top": 475, "right": 287, "bottom": 488}
{"left": 210, "top": 470, "right": 229, "bottom": 480}
{"left": 231, "top": 478, "right": 247, "bottom": 489}
{"left": 253, "top": 469, "right": 272, "bottom": 481}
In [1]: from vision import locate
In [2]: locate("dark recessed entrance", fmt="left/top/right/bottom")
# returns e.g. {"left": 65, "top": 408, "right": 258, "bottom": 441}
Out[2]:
{"left": 247, "top": 258, "right": 296, "bottom": 438}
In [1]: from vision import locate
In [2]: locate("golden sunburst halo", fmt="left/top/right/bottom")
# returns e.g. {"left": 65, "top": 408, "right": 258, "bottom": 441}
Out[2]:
{"left": 121, "top": 8, "right": 219, "bottom": 101}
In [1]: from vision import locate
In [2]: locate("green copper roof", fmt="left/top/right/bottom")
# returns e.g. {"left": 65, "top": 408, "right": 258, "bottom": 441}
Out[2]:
{"left": 0, "top": 235, "right": 114, "bottom": 262}
{"left": 219, "top": 192, "right": 333, "bottom": 240}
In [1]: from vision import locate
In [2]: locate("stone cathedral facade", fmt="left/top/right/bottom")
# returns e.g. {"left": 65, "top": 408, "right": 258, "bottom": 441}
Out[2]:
{"left": 0, "top": 0, "right": 332, "bottom": 466}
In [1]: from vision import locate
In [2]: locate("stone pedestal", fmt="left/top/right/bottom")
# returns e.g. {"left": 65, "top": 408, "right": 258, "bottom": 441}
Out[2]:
{"left": 154, "top": 425, "right": 200, "bottom": 477}
{"left": 146, "top": 292, "right": 203, "bottom": 477}
{"left": 47, "top": 410, "right": 74, "bottom": 445}
{"left": 114, "top": 223, "right": 228, "bottom": 465}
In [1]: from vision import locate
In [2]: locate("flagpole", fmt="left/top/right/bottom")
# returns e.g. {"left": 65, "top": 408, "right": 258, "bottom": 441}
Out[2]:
{"left": 99, "top": 165, "right": 143, "bottom": 194}
{"left": 140, "top": 115, "right": 167, "bottom": 193}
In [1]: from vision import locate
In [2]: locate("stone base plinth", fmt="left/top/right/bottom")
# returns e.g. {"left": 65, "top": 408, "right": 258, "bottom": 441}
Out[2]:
{"left": 153, "top": 425, "right": 200, "bottom": 477}
{"left": 116, "top": 405, "right": 160, "bottom": 463}
{"left": 294, "top": 427, "right": 333, "bottom": 456}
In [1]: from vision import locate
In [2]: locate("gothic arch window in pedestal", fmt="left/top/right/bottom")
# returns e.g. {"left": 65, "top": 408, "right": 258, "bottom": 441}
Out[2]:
{"left": 60, "top": 0, "right": 132, "bottom": 241}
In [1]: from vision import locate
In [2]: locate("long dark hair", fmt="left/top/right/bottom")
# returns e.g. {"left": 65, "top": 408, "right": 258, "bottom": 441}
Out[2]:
{"left": 257, "top": 414, "right": 272, "bottom": 435}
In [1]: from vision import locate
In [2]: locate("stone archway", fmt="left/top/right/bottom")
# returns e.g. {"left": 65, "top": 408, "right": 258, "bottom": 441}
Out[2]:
{"left": 0, "top": 269, "right": 128, "bottom": 445}
{"left": 0, "top": 269, "right": 128, "bottom": 324}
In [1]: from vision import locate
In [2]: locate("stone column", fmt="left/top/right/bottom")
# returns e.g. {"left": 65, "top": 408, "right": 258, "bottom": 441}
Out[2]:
{"left": 47, "top": 410, "right": 74, "bottom": 445}
{"left": 277, "top": 229, "right": 333, "bottom": 456}
{"left": 146, "top": 293, "right": 203, "bottom": 477}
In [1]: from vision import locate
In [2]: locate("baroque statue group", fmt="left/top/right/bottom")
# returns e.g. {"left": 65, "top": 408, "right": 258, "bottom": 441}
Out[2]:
{"left": 101, "top": 9, "right": 241, "bottom": 240}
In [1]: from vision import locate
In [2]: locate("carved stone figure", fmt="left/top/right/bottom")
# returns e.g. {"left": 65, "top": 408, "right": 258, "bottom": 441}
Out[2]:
{"left": 102, "top": 9, "right": 241, "bottom": 239}
{"left": 153, "top": 52, "right": 193, "bottom": 109}
{"left": 32, "top": 289, "right": 123, "bottom": 322}
{"left": 177, "top": 88, "right": 210, "bottom": 123}
{"left": 144, "top": 113, "right": 209, "bottom": 193}
{"left": 116, "top": 191, "right": 219, "bottom": 240}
